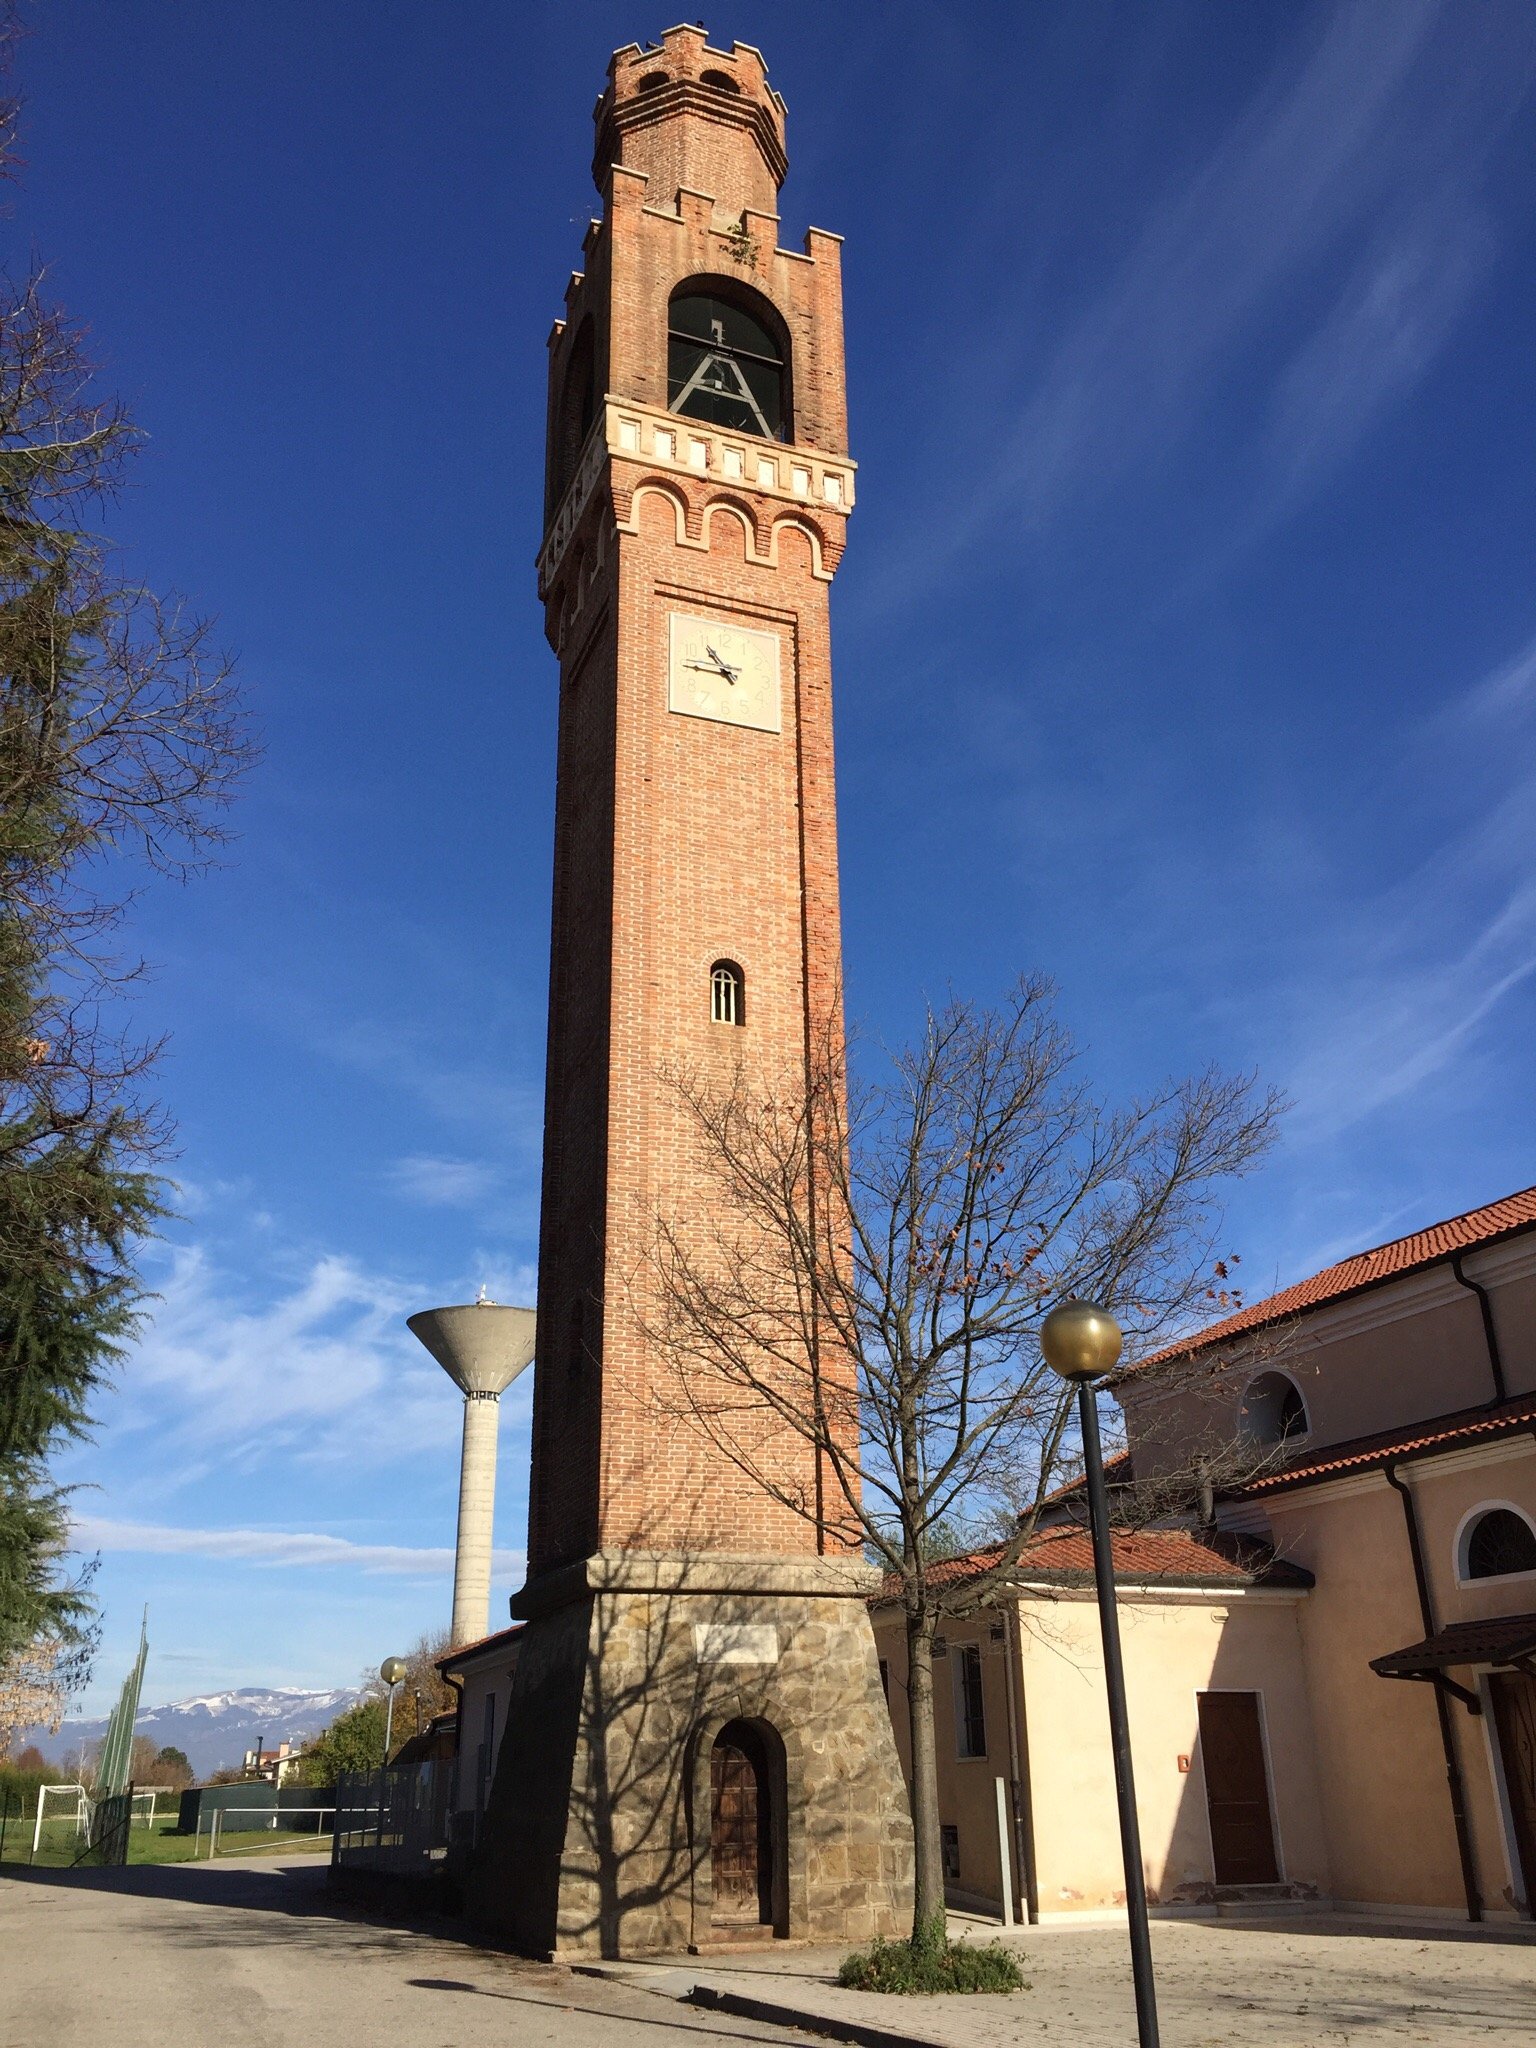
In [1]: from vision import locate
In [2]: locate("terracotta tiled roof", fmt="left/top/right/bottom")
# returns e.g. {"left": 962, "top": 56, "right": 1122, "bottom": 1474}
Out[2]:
{"left": 435, "top": 1622, "right": 524, "bottom": 1673}
{"left": 1237, "top": 1392, "right": 1536, "bottom": 1497}
{"left": 1370, "top": 1611, "right": 1536, "bottom": 1678}
{"left": 1037, "top": 1448, "right": 1134, "bottom": 1511}
{"left": 879, "top": 1523, "right": 1311, "bottom": 1601}
{"left": 1136, "top": 1185, "right": 1536, "bottom": 1372}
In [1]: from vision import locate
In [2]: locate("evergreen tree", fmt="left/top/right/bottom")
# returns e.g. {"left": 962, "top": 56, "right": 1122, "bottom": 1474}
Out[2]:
{"left": 0, "top": 21, "right": 250, "bottom": 1694}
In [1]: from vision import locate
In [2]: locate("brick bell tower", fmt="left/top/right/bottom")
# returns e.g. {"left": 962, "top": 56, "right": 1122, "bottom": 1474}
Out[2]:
{"left": 468, "top": 27, "right": 913, "bottom": 1956}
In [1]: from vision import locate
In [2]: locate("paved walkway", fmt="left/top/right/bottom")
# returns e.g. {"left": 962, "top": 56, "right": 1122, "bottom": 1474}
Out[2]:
{"left": 606, "top": 1910, "right": 1536, "bottom": 2048}
{"left": 5, "top": 1852, "right": 1533, "bottom": 2047}
{"left": 0, "top": 1853, "right": 813, "bottom": 2048}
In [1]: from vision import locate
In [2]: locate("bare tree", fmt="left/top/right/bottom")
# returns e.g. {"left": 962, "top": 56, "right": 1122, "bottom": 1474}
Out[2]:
{"left": 361, "top": 1626, "right": 459, "bottom": 1738}
{"left": 646, "top": 976, "right": 1282, "bottom": 1941}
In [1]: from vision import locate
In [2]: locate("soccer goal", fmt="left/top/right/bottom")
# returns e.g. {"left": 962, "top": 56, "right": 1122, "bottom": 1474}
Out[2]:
{"left": 31, "top": 1783, "right": 90, "bottom": 1858}
{"left": 201, "top": 1804, "right": 336, "bottom": 1858}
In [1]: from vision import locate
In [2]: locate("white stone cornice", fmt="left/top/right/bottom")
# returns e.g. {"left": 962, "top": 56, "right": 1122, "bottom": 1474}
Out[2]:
{"left": 1010, "top": 1581, "right": 1307, "bottom": 1606}
{"left": 538, "top": 397, "right": 856, "bottom": 592}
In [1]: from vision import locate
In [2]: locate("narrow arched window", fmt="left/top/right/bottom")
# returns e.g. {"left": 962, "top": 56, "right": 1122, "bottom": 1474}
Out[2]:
{"left": 711, "top": 960, "right": 745, "bottom": 1027}
{"left": 548, "top": 318, "right": 596, "bottom": 517}
{"left": 1462, "top": 1507, "right": 1536, "bottom": 1580}
{"left": 669, "top": 287, "right": 787, "bottom": 441}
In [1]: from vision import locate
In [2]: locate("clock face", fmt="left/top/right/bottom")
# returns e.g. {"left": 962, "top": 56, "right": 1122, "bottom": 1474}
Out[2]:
{"left": 668, "top": 613, "right": 781, "bottom": 734}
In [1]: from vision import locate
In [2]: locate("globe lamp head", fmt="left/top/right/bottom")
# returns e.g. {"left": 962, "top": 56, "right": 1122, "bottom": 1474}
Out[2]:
{"left": 1040, "top": 1299, "right": 1123, "bottom": 1384}
{"left": 379, "top": 1656, "right": 409, "bottom": 1687}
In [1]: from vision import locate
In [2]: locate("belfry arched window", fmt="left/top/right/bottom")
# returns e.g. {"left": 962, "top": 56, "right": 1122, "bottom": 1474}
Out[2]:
{"left": 1238, "top": 1371, "right": 1309, "bottom": 1450}
{"left": 1458, "top": 1505, "right": 1536, "bottom": 1581}
{"left": 668, "top": 287, "right": 787, "bottom": 441}
{"left": 711, "top": 960, "right": 745, "bottom": 1027}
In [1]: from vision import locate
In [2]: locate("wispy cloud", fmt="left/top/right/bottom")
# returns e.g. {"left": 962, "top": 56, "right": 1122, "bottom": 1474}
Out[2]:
{"left": 1275, "top": 626, "right": 1536, "bottom": 1136}
{"left": 72, "top": 1514, "right": 524, "bottom": 1580}
{"left": 313, "top": 1016, "right": 542, "bottom": 1151}
{"left": 1263, "top": 195, "right": 1496, "bottom": 500}
{"left": 116, "top": 1241, "right": 468, "bottom": 1471}
{"left": 875, "top": 2, "right": 1534, "bottom": 597}
{"left": 385, "top": 1154, "right": 502, "bottom": 1207}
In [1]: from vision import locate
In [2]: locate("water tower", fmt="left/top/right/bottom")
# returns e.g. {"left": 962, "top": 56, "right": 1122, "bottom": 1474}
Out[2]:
{"left": 408, "top": 1297, "right": 537, "bottom": 1645}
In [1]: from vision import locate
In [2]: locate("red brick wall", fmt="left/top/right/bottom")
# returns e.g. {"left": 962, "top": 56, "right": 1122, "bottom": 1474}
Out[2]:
{"left": 527, "top": 39, "right": 853, "bottom": 1576}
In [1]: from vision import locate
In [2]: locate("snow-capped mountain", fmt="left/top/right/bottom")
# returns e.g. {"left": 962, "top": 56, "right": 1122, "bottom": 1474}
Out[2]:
{"left": 21, "top": 1685, "right": 364, "bottom": 1780}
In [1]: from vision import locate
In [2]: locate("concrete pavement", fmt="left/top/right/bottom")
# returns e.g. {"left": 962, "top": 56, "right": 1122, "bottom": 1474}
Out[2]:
{"left": 5, "top": 1852, "right": 1534, "bottom": 2048}
{"left": 0, "top": 1853, "right": 814, "bottom": 2048}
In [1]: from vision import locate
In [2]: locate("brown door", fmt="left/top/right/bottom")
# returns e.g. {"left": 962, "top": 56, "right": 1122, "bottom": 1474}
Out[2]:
{"left": 1490, "top": 1673, "right": 1536, "bottom": 1910}
{"left": 1198, "top": 1690, "right": 1279, "bottom": 1885}
{"left": 710, "top": 1722, "right": 771, "bottom": 1924}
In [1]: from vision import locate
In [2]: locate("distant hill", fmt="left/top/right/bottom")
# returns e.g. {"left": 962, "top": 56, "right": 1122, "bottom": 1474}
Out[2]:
{"left": 20, "top": 1685, "right": 364, "bottom": 1780}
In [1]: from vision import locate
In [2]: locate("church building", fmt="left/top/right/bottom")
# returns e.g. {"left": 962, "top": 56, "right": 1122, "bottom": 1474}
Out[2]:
{"left": 875, "top": 1186, "right": 1536, "bottom": 1926}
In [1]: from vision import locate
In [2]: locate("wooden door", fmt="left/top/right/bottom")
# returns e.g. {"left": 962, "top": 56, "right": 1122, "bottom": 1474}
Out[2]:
{"left": 1198, "top": 1690, "right": 1279, "bottom": 1885}
{"left": 710, "top": 1723, "right": 770, "bottom": 1924}
{"left": 1490, "top": 1673, "right": 1536, "bottom": 1909}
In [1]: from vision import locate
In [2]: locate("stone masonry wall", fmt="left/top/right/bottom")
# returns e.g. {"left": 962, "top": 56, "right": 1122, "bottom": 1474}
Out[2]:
{"left": 468, "top": 1583, "right": 913, "bottom": 1956}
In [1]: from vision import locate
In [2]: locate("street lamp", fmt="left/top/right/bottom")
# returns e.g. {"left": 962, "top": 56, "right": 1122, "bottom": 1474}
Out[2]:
{"left": 379, "top": 1657, "right": 408, "bottom": 1767}
{"left": 1041, "top": 1299, "right": 1160, "bottom": 2048}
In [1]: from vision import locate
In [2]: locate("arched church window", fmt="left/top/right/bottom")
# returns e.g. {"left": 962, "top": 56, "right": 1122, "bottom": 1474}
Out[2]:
{"left": 668, "top": 288, "right": 787, "bottom": 441}
{"left": 1238, "top": 1370, "right": 1309, "bottom": 1450}
{"left": 711, "top": 960, "right": 745, "bottom": 1027}
{"left": 1461, "top": 1506, "right": 1536, "bottom": 1581}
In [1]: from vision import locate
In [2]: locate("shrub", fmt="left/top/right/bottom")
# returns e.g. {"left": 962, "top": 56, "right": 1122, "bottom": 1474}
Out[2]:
{"left": 838, "top": 1931, "right": 1027, "bottom": 1995}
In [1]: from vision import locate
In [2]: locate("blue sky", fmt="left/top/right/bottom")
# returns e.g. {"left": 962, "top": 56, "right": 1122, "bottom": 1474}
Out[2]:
{"left": 13, "top": 1, "right": 1536, "bottom": 1715}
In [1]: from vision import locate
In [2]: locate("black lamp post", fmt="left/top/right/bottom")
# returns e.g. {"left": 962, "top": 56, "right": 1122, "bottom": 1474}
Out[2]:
{"left": 379, "top": 1657, "right": 408, "bottom": 1766}
{"left": 1041, "top": 1299, "right": 1160, "bottom": 2048}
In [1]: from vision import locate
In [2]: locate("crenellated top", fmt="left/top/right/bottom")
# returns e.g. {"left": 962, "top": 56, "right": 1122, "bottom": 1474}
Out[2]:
{"left": 541, "top": 27, "right": 850, "bottom": 572}
{"left": 594, "top": 24, "right": 787, "bottom": 217}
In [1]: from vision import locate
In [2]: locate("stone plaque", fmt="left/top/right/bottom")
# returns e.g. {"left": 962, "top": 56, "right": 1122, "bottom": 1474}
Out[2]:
{"left": 691, "top": 1622, "right": 780, "bottom": 1665}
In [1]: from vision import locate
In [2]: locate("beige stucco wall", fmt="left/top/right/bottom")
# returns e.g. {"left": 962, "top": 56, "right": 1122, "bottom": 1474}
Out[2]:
{"left": 874, "top": 1589, "right": 1329, "bottom": 1918}
{"left": 1268, "top": 1440, "right": 1536, "bottom": 1915}
{"left": 1120, "top": 1246, "right": 1536, "bottom": 1485}
{"left": 450, "top": 1640, "right": 520, "bottom": 1816}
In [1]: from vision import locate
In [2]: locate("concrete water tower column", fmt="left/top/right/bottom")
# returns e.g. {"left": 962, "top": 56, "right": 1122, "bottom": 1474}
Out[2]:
{"left": 407, "top": 1298, "right": 537, "bottom": 1646}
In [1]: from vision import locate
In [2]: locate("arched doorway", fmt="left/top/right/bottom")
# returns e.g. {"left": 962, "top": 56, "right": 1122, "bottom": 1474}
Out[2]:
{"left": 709, "top": 1720, "right": 775, "bottom": 1929}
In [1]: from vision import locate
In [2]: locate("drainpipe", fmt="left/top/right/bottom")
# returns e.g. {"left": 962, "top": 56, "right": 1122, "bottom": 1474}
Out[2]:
{"left": 442, "top": 1669, "right": 466, "bottom": 1813}
{"left": 1001, "top": 1604, "right": 1039, "bottom": 1924}
{"left": 1383, "top": 1459, "right": 1481, "bottom": 1922}
{"left": 1450, "top": 1252, "right": 1508, "bottom": 1406}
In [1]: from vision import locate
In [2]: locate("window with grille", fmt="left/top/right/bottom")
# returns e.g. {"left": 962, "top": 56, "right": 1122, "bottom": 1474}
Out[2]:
{"left": 1463, "top": 1507, "right": 1536, "bottom": 1580}
{"left": 953, "top": 1642, "right": 987, "bottom": 1759}
{"left": 940, "top": 1824, "right": 961, "bottom": 1883}
{"left": 711, "top": 960, "right": 745, "bottom": 1026}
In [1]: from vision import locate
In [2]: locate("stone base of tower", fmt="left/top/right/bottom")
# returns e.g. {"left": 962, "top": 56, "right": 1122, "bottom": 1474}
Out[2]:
{"left": 464, "top": 1553, "right": 914, "bottom": 1957}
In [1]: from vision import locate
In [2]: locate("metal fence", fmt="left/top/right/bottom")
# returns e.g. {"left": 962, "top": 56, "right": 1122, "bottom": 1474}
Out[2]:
{"left": 75, "top": 1791, "right": 133, "bottom": 1867}
{"left": 331, "top": 1760, "right": 455, "bottom": 1879}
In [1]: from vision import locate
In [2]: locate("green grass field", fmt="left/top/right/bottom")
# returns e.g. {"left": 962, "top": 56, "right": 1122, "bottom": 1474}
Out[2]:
{"left": 0, "top": 1815, "right": 333, "bottom": 1868}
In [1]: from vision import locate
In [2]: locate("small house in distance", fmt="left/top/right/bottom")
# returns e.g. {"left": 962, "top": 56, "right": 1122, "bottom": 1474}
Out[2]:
{"left": 873, "top": 1185, "right": 1536, "bottom": 1924}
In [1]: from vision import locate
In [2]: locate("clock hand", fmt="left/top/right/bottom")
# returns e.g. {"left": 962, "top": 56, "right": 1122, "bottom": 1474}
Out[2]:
{"left": 704, "top": 643, "right": 741, "bottom": 682}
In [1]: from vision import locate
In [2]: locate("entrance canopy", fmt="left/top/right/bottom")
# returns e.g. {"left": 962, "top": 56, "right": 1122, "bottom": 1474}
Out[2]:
{"left": 1371, "top": 1612, "right": 1536, "bottom": 1682}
